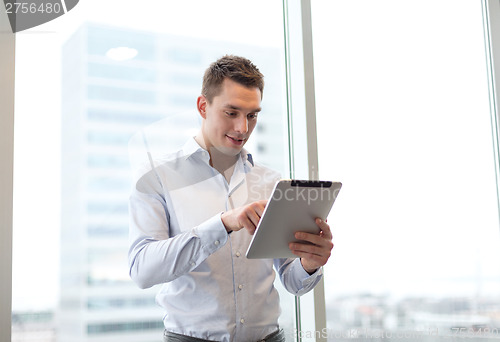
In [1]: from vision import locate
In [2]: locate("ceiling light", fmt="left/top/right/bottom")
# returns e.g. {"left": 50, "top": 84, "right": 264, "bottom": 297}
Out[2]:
{"left": 105, "top": 47, "right": 138, "bottom": 61}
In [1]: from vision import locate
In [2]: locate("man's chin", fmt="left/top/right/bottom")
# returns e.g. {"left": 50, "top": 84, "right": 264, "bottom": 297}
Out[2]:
{"left": 210, "top": 145, "right": 243, "bottom": 157}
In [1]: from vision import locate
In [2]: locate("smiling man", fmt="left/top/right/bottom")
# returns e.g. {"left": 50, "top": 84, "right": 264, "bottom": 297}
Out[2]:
{"left": 195, "top": 76, "right": 261, "bottom": 184}
{"left": 128, "top": 55, "right": 334, "bottom": 342}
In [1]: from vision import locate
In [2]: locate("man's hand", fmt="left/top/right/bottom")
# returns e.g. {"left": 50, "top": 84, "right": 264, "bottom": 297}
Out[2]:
{"left": 289, "top": 218, "right": 333, "bottom": 274}
{"left": 221, "top": 200, "right": 267, "bottom": 235}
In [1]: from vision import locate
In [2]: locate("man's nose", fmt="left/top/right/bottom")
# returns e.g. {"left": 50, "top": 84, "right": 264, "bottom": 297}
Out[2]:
{"left": 235, "top": 116, "right": 248, "bottom": 133}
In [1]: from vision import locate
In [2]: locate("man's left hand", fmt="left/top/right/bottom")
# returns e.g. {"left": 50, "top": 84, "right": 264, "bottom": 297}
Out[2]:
{"left": 288, "top": 218, "right": 334, "bottom": 274}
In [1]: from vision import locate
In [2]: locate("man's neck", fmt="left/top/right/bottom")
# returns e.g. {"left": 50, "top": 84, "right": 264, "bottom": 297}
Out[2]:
{"left": 209, "top": 147, "right": 239, "bottom": 183}
{"left": 194, "top": 135, "right": 239, "bottom": 183}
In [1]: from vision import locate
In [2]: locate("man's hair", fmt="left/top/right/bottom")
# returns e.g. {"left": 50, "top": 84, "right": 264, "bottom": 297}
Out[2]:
{"left": 202, "top": 55, "right": 264, "bottom": 103}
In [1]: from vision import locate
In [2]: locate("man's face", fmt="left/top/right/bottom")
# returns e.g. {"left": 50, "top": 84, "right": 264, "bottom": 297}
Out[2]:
{"left": 198, "top": 78, "right": 262, "bottom": 156}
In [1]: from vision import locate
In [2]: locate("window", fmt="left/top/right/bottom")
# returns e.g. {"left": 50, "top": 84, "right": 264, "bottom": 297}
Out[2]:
{"left": 9, "top": 1, "right": 500, "bottom": 341}
{"left": 312, "top": 0, "right": 500, "bottom": 340}
{"left": 12, "top": 1, "right": 292, "bottom": 341}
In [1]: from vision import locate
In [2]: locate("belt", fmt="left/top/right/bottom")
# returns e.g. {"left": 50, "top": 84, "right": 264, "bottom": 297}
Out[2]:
{"left": 164, "top": 328, "right": 285, "bottom": 342}
{"left": 257, "top": 328, "right": 285, "bottom": 342}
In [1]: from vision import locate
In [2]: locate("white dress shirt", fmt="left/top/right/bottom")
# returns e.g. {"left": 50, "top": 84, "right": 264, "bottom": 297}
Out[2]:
{"left": 128, "top": 137, "right": 322, "bottom": 342}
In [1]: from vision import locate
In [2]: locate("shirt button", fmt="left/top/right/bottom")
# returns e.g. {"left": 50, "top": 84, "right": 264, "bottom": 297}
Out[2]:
{"left": 190, "top": 262, "right": 195, "bottom": 266}
{"left": 238, "top": 284, "right": 243, "bottom": 290}
{"left": 214, "top": 240, "right": 220, "bottom": 246}
{"left": 235, "top": 251, "right": 241, "bottom": 257}
{"left": 240, "top": 318, "right": 244, "bottom": 324}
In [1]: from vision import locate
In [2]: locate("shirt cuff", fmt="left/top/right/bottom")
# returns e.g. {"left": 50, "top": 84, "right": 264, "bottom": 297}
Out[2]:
{"left": 296, "top": 259, "right": 323, "bottom": 287}
{"left": 192, "top": 213, "right": 228, "bottom": 254}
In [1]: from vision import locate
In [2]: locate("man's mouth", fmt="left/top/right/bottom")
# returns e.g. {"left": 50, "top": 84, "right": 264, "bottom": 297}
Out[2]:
{"left": 226, "top": 135, "right": 246, "bottom": 145}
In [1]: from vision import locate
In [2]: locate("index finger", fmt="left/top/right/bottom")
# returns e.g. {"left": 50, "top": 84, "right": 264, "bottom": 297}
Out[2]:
{"left": 254, "top": 199, "right": 268, "bottom": 217}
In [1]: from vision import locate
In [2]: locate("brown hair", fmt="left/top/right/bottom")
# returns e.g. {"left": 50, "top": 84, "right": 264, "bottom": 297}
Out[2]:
{"left": 201, "top": 55, "right": 264, "bottom": 103}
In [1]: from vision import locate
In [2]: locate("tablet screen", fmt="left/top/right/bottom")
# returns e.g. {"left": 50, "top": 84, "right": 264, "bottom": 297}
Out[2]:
{"left": 246, "top": 179, "right": 342, "bottom": 259}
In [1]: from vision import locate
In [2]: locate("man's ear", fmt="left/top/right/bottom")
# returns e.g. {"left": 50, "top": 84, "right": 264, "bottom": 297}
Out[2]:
{"left": 197, "top": 95, "right": 208, "bottom": 119}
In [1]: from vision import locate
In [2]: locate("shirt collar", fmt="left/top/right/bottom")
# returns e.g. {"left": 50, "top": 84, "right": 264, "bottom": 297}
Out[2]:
{"left": 241, "top": 148, "right": 254, "bottom": 168}
{"left": 182, "top": 137, "right": 207, "bottom": 159}
{"left": 182, "top": 137, "right": 255, "bottom": 168}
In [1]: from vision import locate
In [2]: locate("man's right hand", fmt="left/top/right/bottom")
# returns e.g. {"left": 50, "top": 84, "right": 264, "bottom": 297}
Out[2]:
{"left": 221, "top": 200, "right": 267, "bottom": 235}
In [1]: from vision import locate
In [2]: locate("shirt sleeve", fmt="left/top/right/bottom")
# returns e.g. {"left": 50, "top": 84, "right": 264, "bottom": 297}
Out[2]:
{"left": 273, "top": 258, "right": 323, "bottom": 296}
{"left": 128, "top": 175, "right": 229, "bottom": 289}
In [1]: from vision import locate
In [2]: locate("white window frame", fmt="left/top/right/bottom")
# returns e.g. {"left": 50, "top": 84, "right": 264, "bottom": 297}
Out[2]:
{"left": 483, "top": 0, "right": 500, "bottom": 221}
{"left": 283, "top": 0, "right": 326, "bottom": 341}
{"left": 0, "top": 5, "right": 15, "bottom": 342}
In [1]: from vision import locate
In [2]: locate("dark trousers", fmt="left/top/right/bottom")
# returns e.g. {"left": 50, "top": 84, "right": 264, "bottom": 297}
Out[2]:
{"left": 163, "top": 328, "right": 286, "bottom": 342}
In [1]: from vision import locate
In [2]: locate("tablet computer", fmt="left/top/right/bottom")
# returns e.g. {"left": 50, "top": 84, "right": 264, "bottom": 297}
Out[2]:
{"left": 246, "top": 179, "right": 342, "bottom": 259}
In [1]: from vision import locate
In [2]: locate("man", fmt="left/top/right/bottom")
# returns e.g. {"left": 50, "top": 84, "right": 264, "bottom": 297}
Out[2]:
{"left": 128, "top": 55, "right": 333, "bottom": 342}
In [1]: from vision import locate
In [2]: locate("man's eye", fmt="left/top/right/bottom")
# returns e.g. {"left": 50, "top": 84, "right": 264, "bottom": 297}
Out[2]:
{"left": 248, "top": 113, "right": 258, "bottom": 119}
{"left": 225, "top": 112, "right": 237, "bottom": 116}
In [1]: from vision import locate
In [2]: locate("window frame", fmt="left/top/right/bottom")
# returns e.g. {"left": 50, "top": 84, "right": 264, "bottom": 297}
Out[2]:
{"left": 0, "top": 6, "right": 15, "bottom": 342}
{"left": 484, "top": 0, "right": 500, "bottom": 221}
{"left": 283, "top": 0, "right": 327, "bottom": 341}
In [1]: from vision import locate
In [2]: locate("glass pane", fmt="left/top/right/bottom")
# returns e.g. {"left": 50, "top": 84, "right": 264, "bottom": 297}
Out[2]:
{"left": 312, "top": 0, "right": 500, "bottom": 341}
{"left": 12, "top": 1, "right": 293, "bottom": 341}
